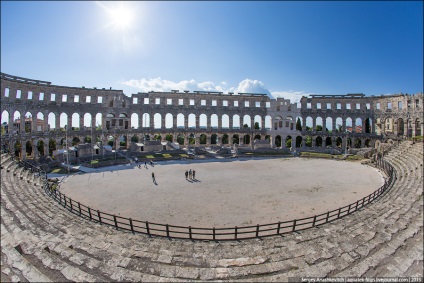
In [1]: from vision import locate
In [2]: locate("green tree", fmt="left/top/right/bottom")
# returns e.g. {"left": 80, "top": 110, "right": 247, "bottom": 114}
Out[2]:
{"left": 165, "top": 134, "right": 173, "bottom": 142}
{"left": 37, "top": 140, "right": 45, "bottom": 156}
{"left": 26, "top": 141, "right": 33, "bottom": 156}
{"left": 72, "top": 137, "right": 80, "bottom": 146}
{"left": 286, "top": 138, "right": 292, "bottom": 148}
{"left": 131, "top": 135, "right": 139, "bottom": 143}
{"left": 84, "top": 136, "right": 91, "bottom": 143}
{"left": 305, "top": 136, "right": 312, "bottom": 147}
{"left": 48, "top": 139, "right": 56, "bottom": 156}
{"left": 254, "top": 122, "right": 260, "bottom": 129}
{"left": 243, "top": 123, "right": 249, "bottom": 128}
{"left": 296, "top": 118, "right": 302, "bottom": 131}
{"left": 316, "top": 125, "right": 323, "bottom": 131}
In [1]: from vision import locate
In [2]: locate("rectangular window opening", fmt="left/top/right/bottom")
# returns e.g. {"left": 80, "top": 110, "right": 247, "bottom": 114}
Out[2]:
{"left": 4, "top": 88, "right": 10, "bottom": 97}
{"left": 62, "top": 94, "right": 67, "bottom": 102}
{"left": 97, "top": 96, "right": 103, "bottom": 103}
{"left": 74, "top": 95, "right": 80, "bottom": 102}
{"left": 16, "top": 90, "right": 21, "bottom": 99}
{"left": 28, "top": 91, "right": 33, "bottom": 100}
{"left": 133, "top": 98, "right": 138, "bottom": 104}
{"left": 144, "top": 98, "right": 149, "bottom": 104}
{"left": 86, "top": 96, "right": 91, "bottom": 103}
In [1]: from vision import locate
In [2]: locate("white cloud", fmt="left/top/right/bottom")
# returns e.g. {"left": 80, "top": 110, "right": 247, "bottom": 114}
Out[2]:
{"left": 271, "top": 91, "right": 314, "bottom": 103}
{"left": 121, "top": 77, "right": 314, "bottom": 103}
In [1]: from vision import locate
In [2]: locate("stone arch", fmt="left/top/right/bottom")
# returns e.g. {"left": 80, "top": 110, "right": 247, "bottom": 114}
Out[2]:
{"left": 211, "top": 134, "right": 218, "bottom": 144}
{"left": 355, "top": 118, "right": 362, "bottom": 133}
{"left": 415, "top": 118, "right": 421, "bottom": 136}
{"left": 243, "top": 115, "right": 251, "bottom": 128}
{"left": 25, "top": 140, "right": 33, "bottom": 157}
{"left": 1, "top": 110, "right": 10, "bottom": 134}
{"left": 274, "top": 116, "right": 283, "bottom": 130}
{"left": 48, "top": 139, "right": 56, "bottom": 156}
{"left": 275, "top": 135, "right": 282, "bottom": 148}
{"left": 325, "top": 137, "right": 332, "bottom": 147}
{"left": 306, "top": 116, "right": 313, "bottom": 131}
{"left": 60, "top": 113, "right": 68, "bottom": 129}
{"left": 316, "top": 117, "right": 323, "bottom": 132}
{"left": 72, "top": 113, "right": 80, "bottom": 130}
{"left": 335, "top": 117, "right": 343, "bottom": 132}
{"left": 295, "top": 136, "right": 302, "bottom": 148}
{"left": 36, "top": 140, "right": 45, "bottom": 156}
{"left": 153, "top": 113, "right": 162, "bottom": 129}
{"left": 14, "top": 140, "right": 22, "bottom": 157}
{"left": 325, "top": 117, "right": 332, "bottom": 132}
{"left": 397, "top": 118, "right": 404, "bottom": 135}
{"left": 188, "top": 114, "right": 196, "bottom": 128}
{"left": 188, "top": 133, "right": 195, "bottom": 145}
{"left": 222, "top": 134, "right": 229, "bottom": 145}
{"left": 177, "top": 134, "right": 185, "bottom": 145}
{"left": 24, "top": 111, "right": 32, "bottom": 133}
{"left": 233, "top": 114, "right": 240, "bottom": 129}
{"left": 305, "top": 135, "right": 312, "bottom": 147}
{"left": 364, "top": 139, "right": 371, "bottom": 147}
{"left": 232, "top": 134, "right": 239, "bottom": 144}
{"left": 141, "top": 113, "right": 150, "bottom": 128}
{"left": 199, "top": 134, "right": 207, "bottom": 145}
{"left": 95, "top": 113, "right": 102, "bottom": 129}
{"left": 36, "top": 112, "right": 44, "bottom": 132}
{"left": 285, "top": 135, "right": 292, "bottom": 148}
{"left": 84, "top": 113, "right": 92, "bottom": 128}
{"left": 211, "top": 114, "right": 218, "bottom": 128}
{"left": 335, "top": 137, "right": 342, "bottom": 148}
{"left": 48, "top": 112, "right": 56, "bottom": 130}
{"left": 354, "top": 138, "right": 362, "bottom": 148}
{"left": 254, "top": 115, "right": 262, "bottom": 129}
{"left": 254, "top": 134, "right": 261, "bottom": 140}
{"left": 345, "top": 117, "right": 353, "bottom": 132}
{"left": 131, "top": 113, "right": 139, "bottom": 129}
{"left": 316, "top": 136, "right": 323, "bottom": 147}
{"left": 222, "top": 114, "right": 230, "bottom": 129}
{"left": 365, "top": 118, "right": 372, "bottom": 134}
{"left": 177, "top": 113, "right": 185, "bottom": 128}
{"left": 295, "top": 116, "right": 302, "bottom": 131}
{"left": 199, "top": 114, "right": 207, "bottom": 129}
{"left": 165, "top": 113, "right": 173, "bottom": 129}
{"left": 265, "top": 115, "right": 272, "bottom": 129}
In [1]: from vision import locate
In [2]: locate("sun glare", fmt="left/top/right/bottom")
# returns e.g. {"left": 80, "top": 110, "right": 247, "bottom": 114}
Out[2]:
{"left": 98, "top": 2, "right": 134, "bottom": 31}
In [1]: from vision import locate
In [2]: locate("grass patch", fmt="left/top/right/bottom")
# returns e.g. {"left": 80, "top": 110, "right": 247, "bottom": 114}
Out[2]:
{"left": 162, "top": 154, "right": 172, "bottom": 158}
{"left": 300, "top": 152, "right": 337, "bottom": 159}
{"left": 180, "top": 154, "right": 188, "bottom": 157}
{"left": 90, "top": 160, "right": 99, "bottom": 164}
{"left": 51, "top": 169, "right": 61, "bottom": 173}
{"left": 346, "top": 155, "right": 364, "bottom": 160}
{"left": 145, "top": 155, "right": 155, "bottom": 159}
{"left": 49, "top": 167, "right": 70, "bottom": 174}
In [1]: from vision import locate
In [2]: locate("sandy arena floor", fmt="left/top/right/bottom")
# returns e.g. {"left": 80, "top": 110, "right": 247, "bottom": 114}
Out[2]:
{"left": 59, "top": 158, "right": 385, "bottom": 228}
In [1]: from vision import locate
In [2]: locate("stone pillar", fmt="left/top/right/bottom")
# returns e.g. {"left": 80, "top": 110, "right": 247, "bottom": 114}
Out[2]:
{"left": 21, "top": 141, "right": 26, "bottom": 160}
{"left": 20, "top": 115, "right": 25, "bottom": 133}
{"left": 342, "top": 119, "right": 346, "bottom": 133}
{"left": 150, "top": 115, "right": 154, "bottom": 129}
{"left": 322, "top": 137, "right": 326, "bottom": 148}
{"left": 312, "top": 137, "right": 316, "bottom": 147}
{"left": 91, "top": 116, "right": 96, "bottom": 130}
{"left": 195, "top": 116, "right": 200, "bottom": 129}
{"left": 323, "top": 117, "right": 327, "bottom": 133}
{"left": 312, "top": 117, "right": 316, "bottom": 132}
{"left": 195, "top": 136, "right": 200, "bottom": 146}
{"left": 301, "top": 137, "right": 306, "bottom": 148}
{"left": 79, "top": 115, "right": 84, "bottom": 130}
{"left": 44, "top": 141, "right": 49, "bottom": 157}
{"left": 44, "top": 112, "right": 49, "bottom": 132}
{"left": 206, "top": 116, "right": 211, "bottom": 129}
{"left": 302, "top": 117, "right": 306, "bottom": 132}
{"left": 67, "top": 116, "right": 72, "bottom": 130}
{"left": 173, "top": 116, "right": 177, "bottom": 129}
{"left": 229, "top": 118, "right": 233, "bottom": 129}
{"left": 332, "top": 118, "right": 336, "bottom": 133}
{"left": 206, "top": 135, "right": 211, "bottom": 146}
{"left": 32, "top": 114, "right": 37, "bottom": 132}
{"left": 161, "top": 117, "right": 166, "bottom": 130}
{"left": 33, "top": 140, "right": 38, "bottom": 158}
{"left": 260, "top": 118, "right": 265, "bottom": 130}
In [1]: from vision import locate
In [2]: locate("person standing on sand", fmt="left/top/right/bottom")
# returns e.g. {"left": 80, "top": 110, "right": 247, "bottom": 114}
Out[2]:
{"left": 193, "top": 170, "right": 196, "bottom": 179}
{"left": 185, "top": 170, "right": 188, "bottom": 179}
{"left": 152, "top": 172, "right": 155, "bottom": 183}
{"left": 189, "top": 169, "right": 192, "bottom": 179}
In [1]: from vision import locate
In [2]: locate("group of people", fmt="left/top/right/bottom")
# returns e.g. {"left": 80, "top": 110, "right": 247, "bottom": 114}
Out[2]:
{"left": 136, "top": 159, "right": 154, "bottom": 169}
{"left": 185, "top": 169, "right": 196, "bottom": 180}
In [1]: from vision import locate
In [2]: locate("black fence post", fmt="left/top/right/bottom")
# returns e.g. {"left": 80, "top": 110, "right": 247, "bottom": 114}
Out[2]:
{"left": 88, "top": 207, "right": 92, "bottom": 220}
{"left": 325, "top": 211, "right": 329, "bottom": 223}
{"left": 235, "top": 226, "right": 238, "bottom": 240}
{"left": 129, "top": 218, "right": 134, "bottom": 233}
{"left": 166, "top": 224, "right": 170, "bottom": 238}
{"left": 347, "top": 204, "right": 351, "bottom": 215}
{"left": 97, "top": 210, "right": 102, "bottom": 224}
{"left": 189, "top": 226, "right": 192, "bottom": 240}
{"left": 337, "top": 208, "right": 341, "bottom": 218}
{"left": 292, "top": 220, "right": 297, "bottom": 232}
{"left": 312, "top": 215, "right": 316, "bottom": 227}
{"left": 64, "top": 196, "right": 67, "bottom": 208}
{"left": 70, "top": 199, "right": 73, "bottom": 211}
{"left": 256, "top": 224, "right": 260, "bottom": 238}
{"left": 78, "top": 202, "right": 81, "bottom": 215}
{"left": 146, "top": 221, "right": 150, "bottom": 236}
{"left": 114, "top": 215, "right": 118, "bottom": 230}
{"left": 277, "top": 222, "right": 281, "bottom": 234}
{"left": 213, "top": 227, "right": 216, "bottom": 241}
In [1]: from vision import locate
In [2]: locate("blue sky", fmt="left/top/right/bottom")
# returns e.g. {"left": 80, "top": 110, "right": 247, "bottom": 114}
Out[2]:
{"left": 1, "top": 1, "right": 423, "bottom": 103}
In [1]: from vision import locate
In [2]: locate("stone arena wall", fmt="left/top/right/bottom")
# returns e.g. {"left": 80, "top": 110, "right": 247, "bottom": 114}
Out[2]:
{"left": 1, "top": 72, "right": 423, "bottom": 159}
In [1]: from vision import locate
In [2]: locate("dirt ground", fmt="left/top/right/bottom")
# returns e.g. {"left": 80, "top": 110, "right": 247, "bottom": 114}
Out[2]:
{"left": 59, "top": 157, "right": 384, "bottom": 228}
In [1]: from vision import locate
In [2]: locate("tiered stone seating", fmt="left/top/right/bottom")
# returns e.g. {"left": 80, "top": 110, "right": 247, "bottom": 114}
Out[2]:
{"left": 1, "top": 143, "right": 423, "bottom": 282}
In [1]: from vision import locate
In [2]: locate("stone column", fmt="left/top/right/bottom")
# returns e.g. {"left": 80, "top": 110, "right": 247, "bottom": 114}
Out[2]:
{"left": 229, "top": 118, "right": 233, "bottom": 129}
{"left": 195, "top": 116, "right": 200, "bottom": 129}
{"left": 302, "top": 117, "right": 306, "bottom": 132}
{"left": 20, "top": 115, "right": 25, "bottom": 133}
{"left": 195, "top": 136, "right": 200, "bottom": 146}
{"left": 332, "top": 118, "right": 336, "bottom": 133}
{"left": 21, "top": 140, "right": 26, "bottom": 160}
{"left": 79, "top": 115, "right": 84, "bottom": 130}
{"left": 312, "top": 117, "right": 316, "bottom": 132}
{"left": 173, "top": 116, "right": 177, "bottom": 129}
{"left": 67, "top": 115, "right": 72, "bottom": 130}
{"left": 206, "top": 135, "right": 211, "bottom": 146}
{"left": 32, "top": 114, "right": 37, "bottom": 132}
{"left": 150, "top": 114, "right": 154, "bottom": 129}
{"left": 91, "top": 116, "right": 96, "bottom": 129}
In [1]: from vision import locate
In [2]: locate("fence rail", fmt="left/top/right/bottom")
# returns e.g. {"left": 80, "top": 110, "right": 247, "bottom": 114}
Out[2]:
{"left": 8, "top": 152, "right": 396, "bottom": 241}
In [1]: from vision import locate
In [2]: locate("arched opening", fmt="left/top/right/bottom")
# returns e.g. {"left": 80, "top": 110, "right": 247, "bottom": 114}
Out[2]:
{"left": 355, "top": 118, "right": 362, "bottom": 133}
{"left": 72, "top": 136, "right": 81, "bottom": 146}
{"left": 14, "top": 140, "right": 22, "bottom": 157}
{"left": 345, "top": 117, "right": 353, "bottom": 132}
{"left": 211, "top": 114, "right": 218, "bottom": 128}
{"left": 188, "top": 114, "right": 196, "bottom": 128}
{"left": 325, "top": 117, "right": 333, "bottom": 132}
{"left": 189, "top": 133, "right": 195, "bottom": 145}
{"left": 243, "top": 134, "right": 250, "bottom": 145}
{"left": 365, "top": 118, "right": 372, "bottom": 134}
{"left": 211, "top": 134, "right": 218, "bottom": 144}
{"left": 177, "top": 134, "right": 185, "bottom": 145}
{"left": 165, "top": 134, "right": 173, "bottom": 143}
{"left": 131, "top": 113, "right": 139, "bottom": 129}
{"left": 60, "top": 113, "right": 68, "bottom": 129}
{"left": 305, "top": 135, "right": 312, "bottom": 147}
{"left": 153, "top": 113, "right": 162, "bottom": 129}
{"left": 165, "top": 113, "right": 173, "bottom": 129}
{"left": 222, "top": 134, "right": 229, "bottom": 145}
{"left": 142, "top": 113, "right": 150, "bottom": 128}
{"left": 24, "top": 112, "right": 32, "bottom": 133}
{"left": 316, "top": 117, "right": 323, "bottom": 132}
{"left": 325, "top": 137, "right": 332, "bottom": 147}
{"left": 243, "top": 115, "right": 251, "bottom": 129}
{"left": 254, "top": 115, "right": 262, "bottom": 129}
{"left": 354, "top": 138, "right": 362, "bottom": 148}
{"left": 37, "top": 140, "right": 45, "bottom": 156}
{"left": 295, "top": 117, "right": 302, "bottom": 131}
{"left": 306, "top": 117, "right": 313, "bottom": 131}
{"left": 232, "top": 134, "right": 239, "bottom": 144}
{"left": 84, "top": 136, "right": 91, "bottom": 143}
{"left": 25, "top": 141, "right": 33, "bottom": 157}
{"left": 1, "top": 110, "right": 10, "bottom": 134}
{"left": 95, "top": 113, "right": 102, "bottom": 129}
{"left": 415, "top": 118, "right": 421, "bottom": 136}
{"left": 200, "top": 134, "right": 207, "bottom": 144}
{"left": 36, "top": 112, "right": 44, "bottom": 132}
{"left": 131, "top": 135, "right": 139, "bottom": 143}
{"left": 285, "top": 135, "right": 292, "bottom": 148}
{"left": 364, "top": 139, "right": 371, "bottom": 147}
{"left": 72, "top": 113, "right": 80, "bottom": 130}
{"left": 83, "top": 113, "right": 92, "bottom": 128}
{"left": 264, "top": 115, "right": 272, "bottom": 130}
{"left": 275, "top": 135, "right": 282, "bottom": 148}
{"left": 177, "top": 113, "right": 185, "bottom": 128}
{"left": 48, "top": 112, "right": 56, "bottom": 131}
{"left": 222, "top": 114, "right": 229, "bottom": 129}
{"left": 295, "top": 136, "right": 302, "bottom": 148}
{"left": 254, "top": 134, "right": 261, "bottom": 140}
{"left": 397, "top": 118, "right": 404, "bottom": 135}
{"left": 335, "top": 137, "right": 342, "bottom": 148}
{"left": 199, "top": 114, "right": 207, "bottom": 129}
{"left": 315, "top": 136, "right": 323, "bottom": 147}
{"left": 335, "top": 117, "right": 343, "bottom": 132}
{"left": 48, "top": 139, "right": 56, "bottom": 156}
{"left": 233, "top": 115, "right": 240, "bottom": 129}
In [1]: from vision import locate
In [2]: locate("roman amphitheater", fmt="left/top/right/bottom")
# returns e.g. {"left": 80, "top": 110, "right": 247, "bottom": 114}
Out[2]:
{"left": 1, "top": 72, "right": 423, "bottom": 282}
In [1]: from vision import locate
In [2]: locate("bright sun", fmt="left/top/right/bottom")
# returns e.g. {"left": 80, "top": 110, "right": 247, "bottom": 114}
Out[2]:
{"left": 98, "top": 2, "right": 134, "bottom": 31}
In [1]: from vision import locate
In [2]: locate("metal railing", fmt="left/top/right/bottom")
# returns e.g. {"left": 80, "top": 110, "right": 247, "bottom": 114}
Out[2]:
{"left": 7, "top": 152, "right": 396, "bottom": 241}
